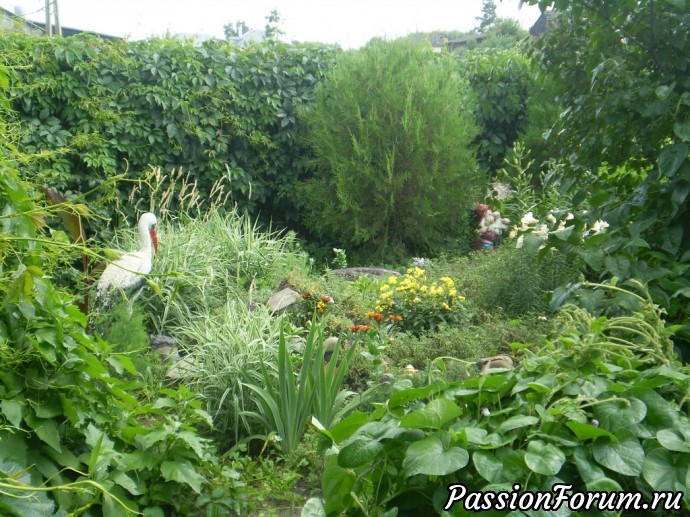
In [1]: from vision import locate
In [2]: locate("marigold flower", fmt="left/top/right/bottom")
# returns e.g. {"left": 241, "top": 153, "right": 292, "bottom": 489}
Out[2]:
{"left": 366, "top": 311, "right": 384, "bottom": 322}
{"left": 350, "top": 324, "right": 373, "bottom": 332}
{"left": 320, "top": 295, "right": 334, "bottom": 303}
{"left": 389, "top": 314, "right": 403, "bottom": 321}
{"left": 316, "top": 301, "right": 325, "bottom": 313}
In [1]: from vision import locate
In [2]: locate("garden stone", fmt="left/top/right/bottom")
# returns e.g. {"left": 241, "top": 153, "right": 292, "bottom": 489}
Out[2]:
{"left": 150, "top": 334, "right": 179, "bottom": 362}
{"left": 329, "top": 267, "right": 400, "bottom": 279}
{"left": 476, "top": 355, "right": 514, "bottom": 374}
{"left": 166, "top": 355, "right": 199, "bottom": 380}
{"left": 266, "top": 287, "right": 302, "bottom": 314}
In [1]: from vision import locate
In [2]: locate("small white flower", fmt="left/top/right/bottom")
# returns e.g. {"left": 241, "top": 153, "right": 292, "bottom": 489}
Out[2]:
{"left": 566, "top": 213, "right": 574, "bottom": 220}
{"left": 533, "top": 224, "right": 550, "bottom": 238}
{"left": 509, "top": 227, "right": 518, "bottom": 239}
{"left": 546, "top": 213, "right": 557, "bottom": 224}
{"left": 412, "top": 257, "right": 430, "bottom": 268}
{"left": 480, "top": 407, "right": 491, "bottom": 416}
{"left": 521, "top": 211, "right": 540, "bottom": 226}
{"left": 516, "top": 235, "right": 525, "bottom": 249}
{"left": 557, "top": 220, "right": 567, "bottom": 231}
{"left": 590, "top": 220, "right": 610, "bottom": 235}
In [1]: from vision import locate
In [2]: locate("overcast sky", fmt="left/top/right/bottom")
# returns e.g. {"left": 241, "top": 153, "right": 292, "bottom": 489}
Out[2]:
{"left": 2, "top": 0, "right": 543, "bottom": 48}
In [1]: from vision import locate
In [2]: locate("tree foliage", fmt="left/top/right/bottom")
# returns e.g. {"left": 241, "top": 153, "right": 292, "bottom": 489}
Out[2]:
{"left": 524, "top": 0, "right": 690, "bottom": 350}
{"left": 458, "top": 47, "right": 533, "bottom": 171}
{"left": 297, "top": 38, "right": 482, "bottom": 258}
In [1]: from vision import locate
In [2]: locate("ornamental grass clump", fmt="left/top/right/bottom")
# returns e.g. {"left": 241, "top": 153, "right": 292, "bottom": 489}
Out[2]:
{"left": 374, "top": 268, "right": 466, "bottom": 335}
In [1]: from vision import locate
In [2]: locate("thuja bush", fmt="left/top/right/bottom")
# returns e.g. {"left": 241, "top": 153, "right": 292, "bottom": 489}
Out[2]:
{"left": 297, "top": 38, "right": 483, "bottom": 258}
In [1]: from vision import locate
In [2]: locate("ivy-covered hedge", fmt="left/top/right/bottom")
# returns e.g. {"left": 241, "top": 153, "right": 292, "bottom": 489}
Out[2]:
{"left": 0, "top": 32, "right": 338, "bottom": 225}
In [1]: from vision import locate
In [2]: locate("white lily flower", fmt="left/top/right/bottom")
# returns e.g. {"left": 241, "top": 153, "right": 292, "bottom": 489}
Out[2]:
{"left": 521, "top": 211, "right": 540, "bottom": 226}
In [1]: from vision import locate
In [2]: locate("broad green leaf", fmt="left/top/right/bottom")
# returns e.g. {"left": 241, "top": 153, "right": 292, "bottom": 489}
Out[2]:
{"left": 593, "top": 397, "right": 646, "bottom": 432}
{"left": 656, "top": 429, "right": 690, "bottom": 453}
{"left": 496, "top": 415, "right": 539, "bottom": 433}
{"left": 322, "top": 458, "right": 355, "bottom": 515}
{"left": 586, "top": 477, "right": 622, "bottom": 492}
{"left": 388, "top": 384, "right": 443, "bottom": 409}
{"left": 0, "top": 400, "right": 24, "bottom": 428}
{"left": 301, "top": 497, "right": 326, "bottom": 517}
{"left": 627, "top": 387, "right": 679, "bottom": 430}
{"left": 659, "top": 143, "right": 689, "bottom": 176}
{"left": 573, "top": 447, "right": 607, "bottom": 483}
{"left": 400, "top": 398, "right": 461, "bottom": 429}
{"left": 524, "top": 440, "right": 565, "bottom": 476}
{"left": 472, "top": 450, "right": 503, "bottom": 483}
{"left": 160, "top": 460, "right": 205, "bottom": 493}
{"left": 403, "top": 432, "right": 468, "bottom": 477}
{"left": 673, "top": 121, "right": 690, "bottom": 142}
{"left": 338, "top": 437, "right": 384, "bottom": 468}
{"left": 24, "top": 413, "right": 61, "bottom": 452}
{"left": 642, "top": 448, "right": 689, "bottom": 491}
{"left": 592, "top": 430, "right": 644, "bottom": 476}
{"left": 566, "top": 421, "right": 616, "bottom": 441}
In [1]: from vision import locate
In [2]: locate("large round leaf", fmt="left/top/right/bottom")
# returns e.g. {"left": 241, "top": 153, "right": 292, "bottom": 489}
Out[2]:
{"left": 338, "top": 437, "right": 384, "bottom": 468}
{"left": 592, "top": 429, "right": 644, "bottom": 476}
{"left": 627, "top": 387, "right": 679, "bottom": 431}
{"left": 400, "top": 398, "right": 462, "bottom": 430}
{"left": 656, "top": 429, "right": 690, "bottom": 453}
{"left": 496, "top": 415, "right": 539, "bottom": 433}
{"left": 642, "top": 447, "right": 690, "bottom": 492}
{"left": 524, "top": 440, "right": 566, "bottom": 476}
{"left": 403, "top": 431, "right": 468, "bottom": 477}
{"left": 593, "top": 397, "right": 646, "bottom": 432}
{"left": 472, "top": 450, "right": 503, "bottom": 483}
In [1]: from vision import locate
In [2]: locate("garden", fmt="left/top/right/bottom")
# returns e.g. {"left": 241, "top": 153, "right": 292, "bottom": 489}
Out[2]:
{"left": 1, "top": 0, "right": 689, "bottom": 515}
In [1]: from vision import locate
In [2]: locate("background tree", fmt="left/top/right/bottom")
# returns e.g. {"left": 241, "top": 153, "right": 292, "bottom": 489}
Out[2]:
{"left": 476, "top": 0, "right": 497, "bottom": 32}
{"left": 524, "top": 0, "right": 690, "bottom": 353}
{"left": 264, "top": 9, "right": 284, "bottom": 40}
{"left": 223, "top": 20, "right": 250, "bottom": 39}
{"left": 296, "top": 38, "right": 482, "bottom": 259}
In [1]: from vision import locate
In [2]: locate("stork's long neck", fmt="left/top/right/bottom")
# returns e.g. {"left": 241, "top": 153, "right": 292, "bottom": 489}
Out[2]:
{"left": 138, "top": 222, "right": 154, "bottom": 255}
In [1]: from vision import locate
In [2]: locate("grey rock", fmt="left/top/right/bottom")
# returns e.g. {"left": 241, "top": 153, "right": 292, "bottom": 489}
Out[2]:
{"left": 266, "top": 287, "right": 302, "bottom": 314}
{"left": 329, "top": 267, "right": 401, "bottom": 280}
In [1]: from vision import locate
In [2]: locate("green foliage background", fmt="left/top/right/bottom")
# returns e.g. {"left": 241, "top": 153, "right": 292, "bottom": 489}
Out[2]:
{"left": 297, "top": 38, "right": 483, "bottom": 258}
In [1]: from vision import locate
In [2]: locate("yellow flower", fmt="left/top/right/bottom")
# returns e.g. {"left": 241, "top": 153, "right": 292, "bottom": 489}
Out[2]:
{"left": 448, "top": 288, "right": 457, "bottom": 298}
{"left": 413, "top": 297, "right": 421, "bottom": 304}
{"left": 387, "top": 275, "right": 398, "bottom": 285}
{"left": 441, "top": 302, "right": 451, "bottom": 311}
{"left": 379, "top": 291, "right": 393, "bottom": 301}
{"left": 380, "top": 284, "right": 390, "bottom": 291}
{"left": 459, "top": 295, "right": 466, "bottom": 302}
{"left": 440, "top": 277, "right": 454, "bottom": 288}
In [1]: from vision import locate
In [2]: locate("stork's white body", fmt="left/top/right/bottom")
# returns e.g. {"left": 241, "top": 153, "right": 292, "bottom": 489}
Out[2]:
{"left": 96, "top": 212, "right": 158, "bottom": 302}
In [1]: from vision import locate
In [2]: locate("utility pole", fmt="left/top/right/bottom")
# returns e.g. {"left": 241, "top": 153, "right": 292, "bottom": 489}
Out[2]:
{"left": 44, "top": 0, "right": 61, "bottom": 37}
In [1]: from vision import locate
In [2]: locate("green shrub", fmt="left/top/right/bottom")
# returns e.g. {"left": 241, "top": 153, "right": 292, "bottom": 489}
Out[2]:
{"left": 458, "top": 47, "right": 532, "bottom": 172}
{"left": 439, "top": 244, "right": 580, "bottom": 318}
{"left": 297, "top": 38, "right": 483, "bottom": 258}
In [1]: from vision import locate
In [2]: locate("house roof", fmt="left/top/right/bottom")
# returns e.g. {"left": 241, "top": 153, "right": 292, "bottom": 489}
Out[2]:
{"left": 0, "top": 6, "right": 119, "bottom": 40}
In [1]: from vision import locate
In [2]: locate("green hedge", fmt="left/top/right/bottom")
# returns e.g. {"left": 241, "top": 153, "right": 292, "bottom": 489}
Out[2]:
{"left": 0, "top": 31, "right": 338, "bottom": 226}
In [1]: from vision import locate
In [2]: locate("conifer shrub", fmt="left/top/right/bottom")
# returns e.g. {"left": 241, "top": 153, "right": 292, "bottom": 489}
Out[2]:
{"left": 297, "top": 38, "right": 484, "bottom": 259}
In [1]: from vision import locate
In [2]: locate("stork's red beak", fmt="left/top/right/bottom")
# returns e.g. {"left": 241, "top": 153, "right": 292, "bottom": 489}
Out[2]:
{"left": 150, "top": 228, "right": 159, "bottom": 253}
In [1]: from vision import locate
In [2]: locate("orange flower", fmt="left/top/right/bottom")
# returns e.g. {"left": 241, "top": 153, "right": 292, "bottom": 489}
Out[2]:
{"left": 350, "top": 324, "right": 373, "bottom": 332}
{"left": 389, "top": 314, "right": 403, "bottom": 322}
{"left": 366, "top": 311, "right": 384, "bottom": 322}
{"left": 303, "top": 292, "right": 313, "bottom": 299}
{"left": 320, "top": 295, "right": 334, "bottom": 303}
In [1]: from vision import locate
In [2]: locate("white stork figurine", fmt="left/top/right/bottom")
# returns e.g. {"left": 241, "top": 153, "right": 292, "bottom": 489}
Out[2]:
{"left": 96, "top": 212, "right": 159, "bottom": 305}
